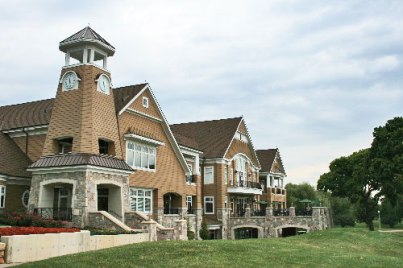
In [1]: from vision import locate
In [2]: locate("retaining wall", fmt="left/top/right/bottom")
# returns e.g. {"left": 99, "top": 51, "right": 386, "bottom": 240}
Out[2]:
{"left": 0, "top": 230, "right": 148, "bottom": 263}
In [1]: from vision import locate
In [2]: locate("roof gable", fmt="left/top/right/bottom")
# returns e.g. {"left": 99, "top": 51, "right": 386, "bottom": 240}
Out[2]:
{"left": 170, "top": 117, "right": 242, "bottom": 158}
{"left": 256, "top": 149, "right": 286, "bottom": 175}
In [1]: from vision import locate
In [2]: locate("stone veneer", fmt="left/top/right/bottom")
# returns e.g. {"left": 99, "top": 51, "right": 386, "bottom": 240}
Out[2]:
{"left": 28, "top": 166, "right": 131, "bottom": 228}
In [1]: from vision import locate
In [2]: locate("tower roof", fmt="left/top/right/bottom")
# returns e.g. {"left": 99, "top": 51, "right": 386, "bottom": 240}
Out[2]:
{"left": 59, "top": 26, "right": 115, "bottom": 56}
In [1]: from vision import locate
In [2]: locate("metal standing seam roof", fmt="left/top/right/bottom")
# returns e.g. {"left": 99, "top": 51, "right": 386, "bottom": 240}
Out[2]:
{"left": 29, "top": 153, "right": 134, "bottom": 171}
{"left": 59, "top": 26, "right": 115, "bottom": 49}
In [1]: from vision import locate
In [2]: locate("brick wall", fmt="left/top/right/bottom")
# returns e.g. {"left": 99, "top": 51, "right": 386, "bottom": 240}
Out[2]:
{"left": 12, "top": 134, "right": 46, "bottom": 162}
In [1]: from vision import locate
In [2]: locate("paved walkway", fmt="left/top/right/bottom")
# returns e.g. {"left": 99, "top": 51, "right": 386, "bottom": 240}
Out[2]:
{"left": 379, "top": 229, "right": 403, "bottom": 233}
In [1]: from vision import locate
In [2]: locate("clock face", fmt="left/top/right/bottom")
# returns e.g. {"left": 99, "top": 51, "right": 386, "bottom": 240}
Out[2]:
{"left": 98, "top": 75, "right": 110, "bottom": 94}
{"left": 62, "top": 72, "right": 77, "bottom": 90}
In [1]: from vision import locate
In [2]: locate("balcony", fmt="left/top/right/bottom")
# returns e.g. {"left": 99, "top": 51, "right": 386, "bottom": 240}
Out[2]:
{"left": 34, "top": 207, "right": 72, "bottom": 221}
{"left": 227, "top": 180, "right": 263, "bottom": 195}
{"left": 186, "top": 175, "right": 196, "bottom": 184}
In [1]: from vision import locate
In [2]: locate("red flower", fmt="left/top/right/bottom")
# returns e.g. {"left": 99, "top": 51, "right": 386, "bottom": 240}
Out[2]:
{"left": 0, "top": 227, "right": 80, "bottom": 236}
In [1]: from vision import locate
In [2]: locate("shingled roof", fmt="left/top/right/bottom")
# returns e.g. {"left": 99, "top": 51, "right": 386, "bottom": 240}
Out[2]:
{"left": 113, "top": 83, "right": 148, "bottom": 113}
{"left": 170, "top": 117, "right": 242, "bottom": 158}
{"left": 256, "top": 149, "right": 286, "bottom": 174}
{"left": 0, "top": 99, "right": 53, "bottom": 131}
{"left": 0, "top": 84, "right": 147, "bottom": 131}
{"left": 0, "top": 132, "right": 31, "bottom": 177}
{"left": 29, "top": 153, "right": 134, "bottom": 172}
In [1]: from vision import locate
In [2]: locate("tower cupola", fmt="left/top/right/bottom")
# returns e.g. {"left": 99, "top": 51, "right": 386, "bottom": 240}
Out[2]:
{"left": 59, "top": 26, "right": 115, "bottom": 69}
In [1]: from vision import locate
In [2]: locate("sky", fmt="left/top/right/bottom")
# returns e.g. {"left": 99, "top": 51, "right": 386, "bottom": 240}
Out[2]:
{"left": 0, "top": 0, "right": 402, "bottom": 186}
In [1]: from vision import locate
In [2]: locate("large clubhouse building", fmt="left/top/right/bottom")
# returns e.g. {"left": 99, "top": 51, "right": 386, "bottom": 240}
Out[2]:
{"left": 0, "top": 27, "right": 289, "bottom": 239}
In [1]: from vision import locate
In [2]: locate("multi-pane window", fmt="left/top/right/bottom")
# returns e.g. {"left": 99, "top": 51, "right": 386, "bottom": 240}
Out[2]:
{"left": 186, "top": 195, "right": 193, "bottom": 214}
{"left": 204, "top": 166, "right": 214, "bottom": 184}
{"left": 126, "top": 141, "right": 156, "bottom": 170}
{"left": 204, "top": 196, "right": 214, "bottom": 214}
{"left": 0, "top": 186, "right": 6, "bottom": 208}
{"left": 130, "top": 188, "right": 152, "bottom": 213}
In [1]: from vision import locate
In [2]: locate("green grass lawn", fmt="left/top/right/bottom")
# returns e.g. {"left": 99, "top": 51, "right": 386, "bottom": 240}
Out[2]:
{"left": 17, "top": 227, "right": 403, "bottom": 268}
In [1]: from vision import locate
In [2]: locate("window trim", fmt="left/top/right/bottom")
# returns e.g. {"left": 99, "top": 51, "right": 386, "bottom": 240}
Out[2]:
{"left": 204, "top": 196, "right": 214, "bottom": 214}
{"left": 204, "top": 166, "right": 214, "bottom": 184}
{"left": 130, "top": 188, "right": 153, "bottom": 214}
{"left": 126, "top": 141, "right": 157, "bottom": 171}
{"left": 22, "top": 190, "right": 30, "bottom": 208}
{"left": 0, "top": 186, "right": 6, "bottom": 208}
{"left": 142, "top": 96, "right": 149, "bottom": 108}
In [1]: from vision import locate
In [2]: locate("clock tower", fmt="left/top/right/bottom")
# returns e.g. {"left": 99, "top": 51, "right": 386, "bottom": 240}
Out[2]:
{"left": 42, "top": 26, "right": 122, "bottom": 158}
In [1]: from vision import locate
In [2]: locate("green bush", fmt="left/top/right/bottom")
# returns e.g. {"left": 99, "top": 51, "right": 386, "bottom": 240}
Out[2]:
{"left": 199, "top": 220, "right": 209, "bottom": 240}
{"left": 187, "top": 230, "right": 195, "bottom": 240}
{"left": 0, "top": 212, "right": 66, "bottom": 228}
{"left": 330, "top": 197, "right": 355, "bottom": 227}
{"left": 83, "top": 227, "right": 141, "bottom": 236}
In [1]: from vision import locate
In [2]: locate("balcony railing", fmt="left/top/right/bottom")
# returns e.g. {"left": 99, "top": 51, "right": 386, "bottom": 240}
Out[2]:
{"left": 164, "top": 207, "right": 180, "bottom": 215}
{"left": 296, "top": 208, "right": 312, "bottom": 216}
{"left": 186, "top": 175, "right": 196, "bottom": 184}
{"left": 273, "top": 209, "right": 289, "bottom": 216}
{"left": 34, "top": 207, "right": 72, "bottom": 221}
{"left": 229, "top": 180, "right": 262, "bottom": 189}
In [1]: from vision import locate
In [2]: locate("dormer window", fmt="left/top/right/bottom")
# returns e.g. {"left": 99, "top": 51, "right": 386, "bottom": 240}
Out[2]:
{"left": 126, "top": 141, "right": 156, "bottom": 170}
{"left": 142, "top": 97, "right": 149, "bottom": 108}
{"left": 57, "top": 138, "right": 73, "bottom": 154}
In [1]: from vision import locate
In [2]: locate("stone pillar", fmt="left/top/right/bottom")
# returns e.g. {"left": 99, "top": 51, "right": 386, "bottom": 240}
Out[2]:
{"left": 157, "top": 208, "right": 164, "bottom": 224}
{"left": 174, "top": 220, "right": 188, "bottom": 241}
{"left": 245, "top": 207, "right": 251, "bottom": 218}
{"left": 266, "top": 206, "right": 273, "bottom": 217}
{"left": 142, "top": 220, "right": 157, "bottom": 241}
{"left": 217, "top": 208, "right": 228, "bottom": 240}
{"left": 289, "top": 207, "right": 295, "bottom": 217}
{"left": 195, "top": 208, "right": 203, "bottom": 240}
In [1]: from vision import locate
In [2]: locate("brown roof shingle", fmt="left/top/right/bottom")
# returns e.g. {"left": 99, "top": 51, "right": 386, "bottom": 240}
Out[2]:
{"left": 0, "top": 132, "right": 32, "bottom": 177}
{"left": 113, "top": 84, "right": 148, "bottom": 114}
{"left": 256, "top": 149, "right": 286, "bottom": 174}
{"left": 0, "top": 83, "right": 147, "bottom": 131}
{"left": 0, "top": 99, "right": 54, "bottom": 131}
{"left": 170, "top": 117, "right": 242, "bottom": 158}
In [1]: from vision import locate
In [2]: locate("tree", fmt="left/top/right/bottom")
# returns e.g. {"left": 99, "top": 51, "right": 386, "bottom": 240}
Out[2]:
{"left": 330, "top": 197, "right": 355, "bottom": 227}
{"left": 317, "top": 117, "right": 403, "bottom": 231}
{"left": 380, "top": 198, "right": 401, "bottom": 228}
{"left": 199, "top": 220, "right": 209, "bottom": 240}
{"left": 285, "top": 183, "right": 318, "bottom": 213}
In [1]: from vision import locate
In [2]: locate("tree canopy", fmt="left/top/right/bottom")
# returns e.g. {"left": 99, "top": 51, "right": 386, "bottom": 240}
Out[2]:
{"left": 317, "top": 117, "right": 403, "bottom": 230}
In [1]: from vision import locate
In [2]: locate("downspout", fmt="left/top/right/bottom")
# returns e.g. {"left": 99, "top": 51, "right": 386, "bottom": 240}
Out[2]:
{"left": 22, "top": 128, "right": 29, "bottom": 156}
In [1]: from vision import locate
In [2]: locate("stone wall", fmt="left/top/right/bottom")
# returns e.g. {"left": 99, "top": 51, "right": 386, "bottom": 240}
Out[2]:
{"left": 227, "top": 207, "right": 331, "bottom": 239}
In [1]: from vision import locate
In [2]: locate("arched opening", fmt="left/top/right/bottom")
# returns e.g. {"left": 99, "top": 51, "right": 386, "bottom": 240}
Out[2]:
{"left": 163, "top": 192, "right": 182, "bottom": 214}
{"left": 281, "top": 227, "right": 308, "bottom": 237}
{"left": 234, "top": 227, "right": 259, "bottom": 239}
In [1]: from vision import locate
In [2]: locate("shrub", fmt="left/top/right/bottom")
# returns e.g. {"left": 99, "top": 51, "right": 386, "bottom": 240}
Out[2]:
{"left": 0, "top": 227, "right": 79, "bottom": 236}
{"left": 330, "top": 197, "right": 355, "bottom": 227}
{"left": 199, "top": 220, "right": 209, "bottom": 240}
{"left": 0, "top": 212, "right": 66, "bottom": 228}
{"left": 83, "top": 227, "right": 141, "bottom": 236}
{"left": 187, "top": 230, "right": 195, "bottom": 240}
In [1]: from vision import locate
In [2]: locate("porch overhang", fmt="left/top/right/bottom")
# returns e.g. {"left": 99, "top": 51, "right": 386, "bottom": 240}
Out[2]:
{"left": 227, "top": 187, "right": 263, "bottom": 195}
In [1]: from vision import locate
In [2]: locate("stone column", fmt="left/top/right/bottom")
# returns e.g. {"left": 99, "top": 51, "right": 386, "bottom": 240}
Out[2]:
{"left": 174, "top": 219, "right": 188, "bottom": 241}
{"left": 142, "top": 220, "right": 157, "bottom": 241}
{"left": 195, "top": 208, "right": 203, "bottom": 240}
{"left": 245, "top": 207, "right": 251, "bottom": 218}
{"left": 266, "top": 206, "right": 273, "bottom": 218}
{"left": 289, "top": 207, "right": 295, "bottom": 217}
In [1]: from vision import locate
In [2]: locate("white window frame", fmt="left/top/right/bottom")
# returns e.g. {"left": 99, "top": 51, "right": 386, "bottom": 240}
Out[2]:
{"left": 224, "top": 165, "right": 228, "bottom": 185}
{"left": 0, "top": 186, "right": 6, "bottom": 208}
{"left": 204, "top": 166, "right": 214, "bottom": 184}
{"left": 204, "top": 196, "right": 214, "bottom": 214}
{"left": 22, "top": 190, "right": 30, "bottom": 208}
{"left": 142, "top": 96, "right": 149, "bottom": 108}
{"left": 186, "top": 195, "right": 193, "bottom": 213}
{"left": 126, "top": 141, "right": 157, "bottom": 171}
{"left": 130, "top": 188, "right": 153, "bottom": 214}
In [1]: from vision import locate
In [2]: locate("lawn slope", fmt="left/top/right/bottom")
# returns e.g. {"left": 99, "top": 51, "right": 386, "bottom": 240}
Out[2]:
{"left": 18, "top": 227, "right": 403, "bottom": 268}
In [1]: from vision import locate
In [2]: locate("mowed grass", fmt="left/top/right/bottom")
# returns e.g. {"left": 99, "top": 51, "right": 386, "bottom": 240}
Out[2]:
{"left": 18, "top": 227, "right": 402, "bottom": 268}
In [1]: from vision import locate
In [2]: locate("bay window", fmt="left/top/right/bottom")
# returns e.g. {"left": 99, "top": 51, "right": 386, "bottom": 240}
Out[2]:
{"left": 126, "top": 141, "right": 156, "bottom": 170}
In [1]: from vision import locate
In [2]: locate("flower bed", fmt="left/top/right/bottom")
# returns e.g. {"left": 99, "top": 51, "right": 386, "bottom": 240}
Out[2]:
{"left": 0, "top": 227, "right": 80, "bottom": 236}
